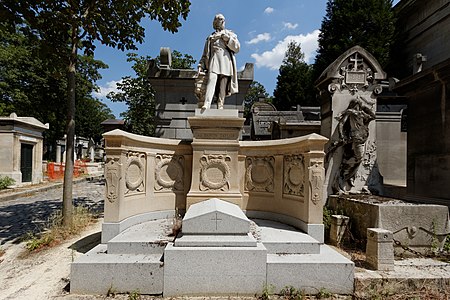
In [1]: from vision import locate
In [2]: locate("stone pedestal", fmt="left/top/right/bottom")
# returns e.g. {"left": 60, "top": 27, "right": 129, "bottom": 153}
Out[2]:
{"left": 186, "top": 109, "right": 245, "bottom": 209}
{"left": 366, "top": 228, "right": 394, "bottom": 271}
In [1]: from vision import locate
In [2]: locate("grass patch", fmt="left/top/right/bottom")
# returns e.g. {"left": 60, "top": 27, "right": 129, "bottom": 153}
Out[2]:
{"left": 24, "top": 205, "right": 96, "bottom": 252}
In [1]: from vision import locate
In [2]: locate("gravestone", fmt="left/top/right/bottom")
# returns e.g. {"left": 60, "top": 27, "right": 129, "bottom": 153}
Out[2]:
{"left": 164, "top": 198, "right": 266, "bottom": 296}
{"left": 316, "top": 46, "right": 387, "bottom": 196}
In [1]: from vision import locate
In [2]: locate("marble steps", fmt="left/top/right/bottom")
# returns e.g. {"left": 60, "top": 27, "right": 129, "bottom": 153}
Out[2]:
{"left": 71, "top": 244, "right": 164, "bottom": 295}
{"left": 107, "top": 219, "right": 175, "bottom": 255}
{"left": 252, "top": 219, "right": 321, "bottom": 254}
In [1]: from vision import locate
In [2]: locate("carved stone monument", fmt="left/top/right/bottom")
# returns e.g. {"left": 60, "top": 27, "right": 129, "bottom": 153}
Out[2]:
{"left": 186, "top": 109, "right": 244, "bottom": 208}
{"left": 316, "top": 46, "right": 387, "bottom": 196}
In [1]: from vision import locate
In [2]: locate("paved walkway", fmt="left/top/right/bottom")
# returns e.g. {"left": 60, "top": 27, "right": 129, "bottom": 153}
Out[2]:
{"left": 0, "top": 178, "right": 105, "bottom": 245}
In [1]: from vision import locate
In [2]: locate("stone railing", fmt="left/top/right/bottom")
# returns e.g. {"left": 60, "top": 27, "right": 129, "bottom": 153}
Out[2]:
{"left": 102, "top": 129, "right": 327, "bottom": 242}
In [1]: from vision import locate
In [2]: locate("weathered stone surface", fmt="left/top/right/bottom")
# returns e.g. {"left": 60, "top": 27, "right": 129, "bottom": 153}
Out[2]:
{"left": 328, "top": 195, "right": 450, "bottom": 252}
{"left": 366, "top": 228, "right": 394, "bottom": 271}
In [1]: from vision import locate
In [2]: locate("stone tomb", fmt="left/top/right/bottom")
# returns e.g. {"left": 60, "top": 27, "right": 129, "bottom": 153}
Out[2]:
{"left": 164, "top": 198, "right": 266, "bottom": 296}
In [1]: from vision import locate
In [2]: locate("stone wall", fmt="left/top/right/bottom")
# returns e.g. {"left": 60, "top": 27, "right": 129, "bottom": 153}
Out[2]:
{"left": 102, "top": 129, "right": 327, "bottom": 242}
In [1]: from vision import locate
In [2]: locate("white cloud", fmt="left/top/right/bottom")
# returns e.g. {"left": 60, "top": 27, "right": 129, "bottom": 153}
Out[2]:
{"left": 264, "top": 7, "right": 274, "bottom": 14}
{"left": 251, "top": 29, "right": 321, "bottom": 70}
{"left": 92, "top": 80, "right": 123, "bottom": 98}
{"left": 283, "top": 22, "right": 298, "bottom": 30}
{"left": 246, "top": 33, "right": 271, "bottom": 45}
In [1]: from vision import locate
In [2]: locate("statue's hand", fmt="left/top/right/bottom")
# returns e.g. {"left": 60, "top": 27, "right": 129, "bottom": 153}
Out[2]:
{"left": 221, "top": 33, "right": 230, "bottom": 42}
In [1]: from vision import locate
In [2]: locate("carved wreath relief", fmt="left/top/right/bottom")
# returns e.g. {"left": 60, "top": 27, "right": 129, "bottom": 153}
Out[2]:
{"left": 245, "top": 156, "right": 274, "bottom": 192}
{"left": 200, "top": 154, "right": 231, "bottom": 191}
{"left": 283, "top": 154, "right": 305, "bottom": 197}
{"left": 154, "top": 154, "right": 184, "bottom": 191}
{"left": 125, "top": 152, "right": 146, "bottom": 194}
{"left": 105, "top": 158, "right": 122, "bottom": 203}
{"left": 309, "top": 161, "right": 324, "bottom": 205}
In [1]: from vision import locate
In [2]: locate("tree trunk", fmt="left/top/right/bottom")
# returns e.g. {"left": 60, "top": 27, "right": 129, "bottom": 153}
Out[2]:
{"left": 62, "top": 29, "right": 78, "bottom": 227}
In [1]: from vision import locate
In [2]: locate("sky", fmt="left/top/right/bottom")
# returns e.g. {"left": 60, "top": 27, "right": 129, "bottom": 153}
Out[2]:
{"left": 92, "top": 0, "right": 399, "bottom": 118}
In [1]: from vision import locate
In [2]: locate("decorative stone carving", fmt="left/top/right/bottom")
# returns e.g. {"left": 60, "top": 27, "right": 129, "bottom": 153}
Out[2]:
{"left": 309, "top": 161, "right": 324, "bottom": 205}
{"left": 199, "top": 154, "right": 231, "bottom": 191}
{"left": 245, "top": 156, "right": 274, "bottom": 192}
{"left": 283, "top": 154, "right": 305, "bottom": 197}
{"left": 155, "top": 154, "right": 184, "bottom": 191}
{"left": 327, "top": 52, "right": 383, "bottom": 96}
{"left": 125, "top": 152, "right": 145, "bottom": 194}
{"left": 105, "top": 158, "right": 122, "bottom": 203}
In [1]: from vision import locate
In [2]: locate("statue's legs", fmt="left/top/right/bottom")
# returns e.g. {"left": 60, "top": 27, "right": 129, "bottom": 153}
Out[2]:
{"left": 203, "top": 73, "right": 218, "bottom": 109}
{"left": 217, "top": 76, "right": 228, "bottom": 109}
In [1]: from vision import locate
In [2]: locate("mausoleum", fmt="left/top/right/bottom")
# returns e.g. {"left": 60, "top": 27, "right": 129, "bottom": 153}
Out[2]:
{"left": 0, "top": 113, "right": 49, "bottom": 185}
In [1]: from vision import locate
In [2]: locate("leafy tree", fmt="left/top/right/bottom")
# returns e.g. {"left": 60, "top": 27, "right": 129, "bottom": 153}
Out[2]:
{"left": 108, "top": 50, "right": 196, "bottom": 136}
{"left": 272, "top": 41, "right": 316, "bottom": 111}
{"left": 313, "top": 0, "right": 395, "bottom": 80}
{"left": 1, "top": 0, "right": 191, "bottom": 226}
{"left": 243, "top": 81, "right": 270, "bottom": 121}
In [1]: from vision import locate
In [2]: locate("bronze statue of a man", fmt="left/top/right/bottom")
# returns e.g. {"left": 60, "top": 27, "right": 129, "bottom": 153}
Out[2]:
{"left": 198, "top": 14, "right": 240, "bottom": 109}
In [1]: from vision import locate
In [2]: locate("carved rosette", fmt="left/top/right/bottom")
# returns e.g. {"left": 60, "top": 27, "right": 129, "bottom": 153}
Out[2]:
{"left": 283, "top": 154, "right": 305, "bottom": 197}
{"left": 154, "top": 154, "right": 184, "bottom": 191}
{"left": 105, "top": 158, "right": 122, "bottom": 203}
{"left": 308, "top": 161, "right": 324, "bottom": 205}
{"left": 199, "top": 154, "right": 231, "bottom": 191}
{"left": 245, "top": 156, "right": 275, "bottom": 192}
{"left": 125, "top": 152, "right": 145, "bottom": 194}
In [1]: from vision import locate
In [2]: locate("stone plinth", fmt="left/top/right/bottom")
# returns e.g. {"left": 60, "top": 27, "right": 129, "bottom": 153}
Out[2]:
{"left": 186, "top": 110, "right": 245, "bottom": 209}
{"left": 366, "top": 228, "right": 394, "bottom": 271}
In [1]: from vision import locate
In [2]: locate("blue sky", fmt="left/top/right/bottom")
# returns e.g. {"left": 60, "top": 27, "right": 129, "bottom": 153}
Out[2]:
{"left": 92, "top": 0, "right": 399, "bottom": 118}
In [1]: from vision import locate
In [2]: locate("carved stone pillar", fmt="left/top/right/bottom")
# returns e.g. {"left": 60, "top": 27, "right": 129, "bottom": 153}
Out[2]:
{"left": 186, "top": 109, "right": 245, "bottom": 209}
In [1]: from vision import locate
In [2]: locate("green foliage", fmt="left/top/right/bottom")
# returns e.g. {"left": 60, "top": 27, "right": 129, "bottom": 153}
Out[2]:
{"left": 127, "top": 290, "right": 141, "bottom": 300}
{"left": 244, "top": 81, "right": 270, "bottom": 120}
{"left": 273, "top": 41, "right": 316, "bottom": 111}
{"left": 322, "top": 206, "right": 333, "bottom": 232}
{"left": 316, "top": 287, "right": 332, "bottom": 299}
{"left": 0, "top": 176, "right": 15, "bottom": 190}
{"left": 260, "top": 283, "right": 275, "bottom": 300}
{"left": 313, "top": 0, "right": 395, "bottom": 80}
{"left": 108, "top": 50, "right": 196, "bottom": 136}
{"left": 279, "top": 285, "right": 305, "bottom": 300}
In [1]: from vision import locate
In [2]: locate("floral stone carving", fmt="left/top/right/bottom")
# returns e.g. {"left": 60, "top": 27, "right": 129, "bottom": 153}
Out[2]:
{"left": 309, "top": 161, "right": 324, "bottom": 205}
{"left": 283, "top": 154, "right": 305, "bottom": 197}
{"left": 245, "top": 156, "right": 274, "bottom": 192}
{"left": 125, "top": 152, "right": 145, "bottom": 194}
{"left": 105, "top": 158, "right": 122, "bottom": 203}
{"left": 199, "top": 154, "right": 231, "bottom": 191}
{"left": 155, "top": 154, "right": 184, "bottom": 191}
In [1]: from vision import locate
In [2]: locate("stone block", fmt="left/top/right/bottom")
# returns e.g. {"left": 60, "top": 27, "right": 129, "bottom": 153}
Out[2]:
{"left": 366, "top": 228, "right": 394, "bottom": 271}
{"left": 163, "top": 243, "right": 267, "bottom": 296}
{"left": 194, "top": 108, "right": 238, "bottom": 117}
{"left": 330, "top": 215, "right": 349, "bottom": 246}
{"left": 266, "top": 245, "right": 354, "bottom": 294}
{"left": 183, "top": 198, "right": 250, "bottom": 234}
{"left": 71, "top": 245, "right": 163, "bottom": 295}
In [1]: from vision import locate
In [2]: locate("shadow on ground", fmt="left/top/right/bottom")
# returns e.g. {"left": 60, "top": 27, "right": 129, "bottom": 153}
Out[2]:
{"left": 0, "top": 180, "right": 105, "bottom": 245}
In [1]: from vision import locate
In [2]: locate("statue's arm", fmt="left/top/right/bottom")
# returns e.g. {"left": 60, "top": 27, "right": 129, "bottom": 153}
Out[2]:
{"left": 198, "top": 37, "right": 210, "bottom": 72}
{"left": 225, "top": 30, "right": 240, "bottom": 53}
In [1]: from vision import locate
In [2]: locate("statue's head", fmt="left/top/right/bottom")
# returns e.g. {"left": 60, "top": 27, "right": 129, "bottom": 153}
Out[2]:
{"left": 213, "top": 14, "right": 225, "bottom": 30}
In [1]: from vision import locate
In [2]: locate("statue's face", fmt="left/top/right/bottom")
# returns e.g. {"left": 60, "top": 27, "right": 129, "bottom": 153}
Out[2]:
{"left": 213, "top": 15, "right": 225, "bottom": 30}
